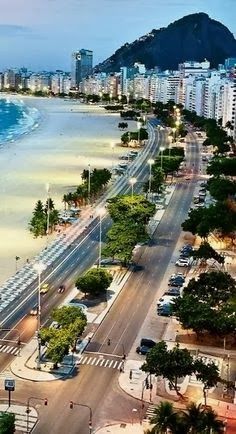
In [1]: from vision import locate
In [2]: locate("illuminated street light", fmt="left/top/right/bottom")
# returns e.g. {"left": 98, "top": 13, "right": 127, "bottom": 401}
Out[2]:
{"left": 147, "top": 159, "right": 155, "bottom": 194}
{"left": 33, "top": 261, "right": 46, "bottom": 370}
{"left": 97, "top": 208, "right": 106, "bottom": 268}
{"left": 45, "top": 183, "right": 50, "bottom": 248}
{"left": 159, "top": 146, "right": 165, "bottom": 170}
{"left": 129, "top": 177, "right": 137, "bottom": 197}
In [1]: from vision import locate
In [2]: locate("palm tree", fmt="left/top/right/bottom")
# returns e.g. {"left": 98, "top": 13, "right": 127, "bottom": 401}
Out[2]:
{"left": 201, "top": 408, "right": 225, "bottom": 433}
{"left": 182, "top": 402, "right": 205, "bottom": 433}
{"left": 150, "top": 401, "right": 178, "bottom": 433}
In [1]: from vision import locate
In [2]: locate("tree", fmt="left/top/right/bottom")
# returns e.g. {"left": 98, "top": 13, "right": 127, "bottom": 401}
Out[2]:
{"left": 150, "top": 401, "right": 178, "bottom": 433}
{"left": 51, "top": 306, "right": 87, "bottom": 328}
{"left": 201, "top": 408, "right": 225, "bottom": 433}
{"left": 144, "top": 167, "right": 165, "bottom": 194}
{"left": 107, "top": 195, "right": 155, "bottom": 226}
{"left": 142, "top": 341, "right": 194, "bottom": 396}
{"left": 182, "top": 402, "right": 205, "bottom": 434}
{"left": 172, "top": 271, "right": 236, "bottom": 338}
{"left": 194, "top": 359, "right": 220, "bottom": 406}
{"left": 103, "top": 220, "right": 147, "bottom": 265}
{"left": 207, "top": 158, "right": 236, "bottom": 177}
{"left": 193, "top": 242, "right": 224, "bottom": 265}
{"left": 75, "top": 268, "right": 112, "bottom": 296}
{"left": 207, "top": 177, "right": 236, "bottom": 201}
{"left": 46, "top": 332, "right": 70, "bottom": 368}
{"left": 0, "top": 412, "right": 15, "bottom": 434}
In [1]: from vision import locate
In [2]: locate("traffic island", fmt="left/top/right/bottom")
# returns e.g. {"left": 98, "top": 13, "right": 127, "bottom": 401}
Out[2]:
{"left": 0, "top": 403, "right": 37, "bottom": 433}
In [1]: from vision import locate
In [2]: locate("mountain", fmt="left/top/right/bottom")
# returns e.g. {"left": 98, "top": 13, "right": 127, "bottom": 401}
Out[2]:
{"left": 95, "top": 13, "right": 236, "bottom": 72}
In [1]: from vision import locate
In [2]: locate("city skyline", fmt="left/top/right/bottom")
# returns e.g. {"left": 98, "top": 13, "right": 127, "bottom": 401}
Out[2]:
{"left": 0, "top": 0, "right": 235, "bottom": 71}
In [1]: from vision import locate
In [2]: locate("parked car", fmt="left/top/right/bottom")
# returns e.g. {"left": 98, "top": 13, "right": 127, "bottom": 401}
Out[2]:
{"left": 136, "top": 338, "right": 156, "bottom": 355}
{"left": 169, "top": 275, "right": 185, "bottom": 284}
{"left": 175, "top": 258, "right": 190, "bottom": 267}
{"left": 164, "top": 288, "right": 181, "bottom": 296}
{"left": 157, "top": 295, "right": 176, "bottom": 306}
{"left": 170, "top": 272, "right": 185, "bottom": 280}
{"left": 157, "top": 304, "right": 172, "bottom": 317}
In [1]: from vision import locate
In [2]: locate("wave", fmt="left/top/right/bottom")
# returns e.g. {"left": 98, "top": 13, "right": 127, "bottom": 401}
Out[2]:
{"left": 0, "top": 98, "right": 41, "bottom": 146}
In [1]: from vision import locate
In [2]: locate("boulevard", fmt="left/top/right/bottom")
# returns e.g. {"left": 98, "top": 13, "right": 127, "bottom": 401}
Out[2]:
{"left": 0, "top": 131, "right": 200, "bottom": 433}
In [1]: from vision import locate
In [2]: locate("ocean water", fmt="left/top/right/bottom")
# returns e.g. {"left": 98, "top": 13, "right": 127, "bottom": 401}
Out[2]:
{"left": 0, "top": 98, "right": 40, "bottom": 145}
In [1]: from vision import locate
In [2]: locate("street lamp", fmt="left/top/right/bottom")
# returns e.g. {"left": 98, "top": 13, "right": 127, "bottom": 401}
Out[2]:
{"left": 127, "top": 92, "right": 130, "bottom": 105}
{"left": 109, "top": 92, "right": 113, "bottom": 104}
{"left": 172, "top": 127, "right": 176, "bottom": 142}
{"left": 129, "top": 177, "right": 137, "bottom": 197}
{"left": 46, "top": 183, "right": 50, "bottom": 248}
{"left": 147, "top": 158, "right": 154, "bottom": 195}
{"left": 168, "top": 135, "right": 173, "bottom": 157}
{"left": 69, "top": 401, "right": 93, "bottom": 434}
{"left": 159, "top": 146, "right": 165, "bottom": 170}
{"left": 110, "top": 142, "right": 115, "bottom": 170}
{"left": 98, "top": 208, "right": 106, "bottom": 268}
{"left": 26, "top": 397, "right": 48, "bottom": 433}
{"left": 137, "top": 120, "right": 142, "bottom": 144}
{"left": 33, "top": 261, "right": 46, "bottom": 370}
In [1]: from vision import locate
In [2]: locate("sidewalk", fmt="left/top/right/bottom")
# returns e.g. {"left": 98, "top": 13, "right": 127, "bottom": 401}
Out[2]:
{"left": 0, "top": 403, "right": 37, "bottom": 433}
{"left": 9, "top": 269, "right": 132, "bottom": 382}
{"left": 95, "top": 423, "right": 144, "bottom": 434}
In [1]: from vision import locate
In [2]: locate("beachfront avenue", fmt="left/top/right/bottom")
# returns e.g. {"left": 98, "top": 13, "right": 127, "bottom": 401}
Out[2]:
{"left": 0, "top": 125, "right": 200, "bottom": 433}
{"left": 0, "top": 120, "right": 160, "bottom": 337}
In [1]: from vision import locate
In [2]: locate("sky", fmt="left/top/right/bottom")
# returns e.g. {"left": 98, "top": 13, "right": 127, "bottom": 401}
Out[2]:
{"left": 0, "top": 0, "right": 235, "bottom": 71}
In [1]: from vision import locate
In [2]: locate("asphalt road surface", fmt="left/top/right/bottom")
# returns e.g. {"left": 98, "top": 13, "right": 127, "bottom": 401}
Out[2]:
{"left": 27, "top": 134, "right": 200, "bottom": 433}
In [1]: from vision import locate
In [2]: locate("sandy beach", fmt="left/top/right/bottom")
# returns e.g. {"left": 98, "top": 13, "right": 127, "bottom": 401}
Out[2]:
{"left": 0, "top": 97, "right": 125, "bottom": 284}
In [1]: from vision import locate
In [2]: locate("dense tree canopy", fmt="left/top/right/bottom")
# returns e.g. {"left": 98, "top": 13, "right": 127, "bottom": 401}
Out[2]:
{"left": 75, "top": 268, "right": 113, "bottom": 296}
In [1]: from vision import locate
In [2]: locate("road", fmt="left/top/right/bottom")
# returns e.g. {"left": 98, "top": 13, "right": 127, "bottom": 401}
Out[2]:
{"left": 0, "top": 120, "right": 162, "bottom": 371}
{"left": 0, "top": 134, "right": 200, "bottom": 433}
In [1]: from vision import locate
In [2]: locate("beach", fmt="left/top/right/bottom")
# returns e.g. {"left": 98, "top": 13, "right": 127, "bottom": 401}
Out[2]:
{"left": 0, "top": 97, "right": 124, "bottom": 284}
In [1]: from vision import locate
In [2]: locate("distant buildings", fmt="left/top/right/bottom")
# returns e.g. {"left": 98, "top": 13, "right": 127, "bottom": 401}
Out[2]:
{"left": 71, "top": 49, "right": 93, "bottom": 88}
{"left": 0, "top": 53, "right": 236, "bottom": 140}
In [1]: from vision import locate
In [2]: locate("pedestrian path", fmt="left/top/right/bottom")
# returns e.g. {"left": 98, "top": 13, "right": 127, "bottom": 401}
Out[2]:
{"left": 79, "top": 354, "right": 124, "bottom": 371}
{"left": 0, "top": 344, "right": 20, "bottom": 356}
{"left": 143, "top": 404, "right": 157, "bottom": 421}
{"left": 0, "top": 404, "right": 37, "bottom": 434}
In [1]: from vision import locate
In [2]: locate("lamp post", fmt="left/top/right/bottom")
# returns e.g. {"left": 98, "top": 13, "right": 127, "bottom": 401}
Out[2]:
{"left": 172, "top": 127, "right": 176, "bottom": 142}
{"left": 159, "top": 146, "right": 165, "bottom": 170}
{"left": 110, "top": 142, "right": 115, "bottom": 170}
{"left": 137, "top": 120, "right": 142, "bottom": 145}
{"left": 118, "top": 93, "right": 122, "bottom": 104}
{"left": 127, "top": 92, "right": 130, "bottom": 105}
{"left": 168, "top": 135, "right": 172, "bottom": 157}
{"left": 98, "top": 208, "right": 105, "bottom": 268}
{"left": 46, "top": 183, "right": 50, "bottom": 248}
{"left": 147, "top": 159, "right": 154, "bottom": 195}
{"left": 109, "top": 92, "right": 113, "bottom": 104}
{"left": 69, "top": 401, "right": 93, "bottom": 434}
{"left": 129, "top": 177, "right": 137, "bottom": 197}
{"left": 26, "top": 397, "right": 48, "bottom": 433}
{"left": 33, "top": 261, "right": 46, "bottom": 370}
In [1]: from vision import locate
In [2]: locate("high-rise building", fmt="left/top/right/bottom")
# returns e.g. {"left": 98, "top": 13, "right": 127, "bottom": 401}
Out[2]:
{"left": 71, "top": 49, "right": 93, "bottom": 88}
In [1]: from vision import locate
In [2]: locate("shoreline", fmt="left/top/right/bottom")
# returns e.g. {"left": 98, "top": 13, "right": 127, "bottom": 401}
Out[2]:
{"left": 0, "top": 95, "right": 42, "bottom": 146}
{"left": 0, "top": 97, "right": 127, "bottom": 284}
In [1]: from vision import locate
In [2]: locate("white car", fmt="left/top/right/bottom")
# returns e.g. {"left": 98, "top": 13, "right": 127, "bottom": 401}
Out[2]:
{"left": 175, "top": 258, "right": 190, "bottom": 267}
{"left": 157, "top": 295, "right": 176, "bottom": 306}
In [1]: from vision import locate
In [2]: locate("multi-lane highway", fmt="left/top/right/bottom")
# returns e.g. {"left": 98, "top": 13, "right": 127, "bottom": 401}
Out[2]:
{"left": 0, "top": 132, "right": 200, "bottom": 433}
{"left": 0, "top": 119, "right": 162, "bottom": 368}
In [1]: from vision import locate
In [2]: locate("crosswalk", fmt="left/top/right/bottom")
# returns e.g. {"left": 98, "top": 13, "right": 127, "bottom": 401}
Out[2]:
{"left": 79, "top": 354, "right": 124, "bottom": 371}
{"left": 144, "top": 404, "right": 157, "bottom": 421}
{"left": 0, "top": 344, "right": 19, "bottom": 356}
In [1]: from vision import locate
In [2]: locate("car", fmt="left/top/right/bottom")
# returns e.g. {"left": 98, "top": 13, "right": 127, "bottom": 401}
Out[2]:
{"left": 168, "top": 279, "right": 184, "bottom": 287}
{"left": 175, "top": 258, "right": 190, "bottom": 267}
{"left": 40, "top": 283, "right": 49, "bottom": 294}
{"left": 58, "top": 284, "right": 66, "bottom": 293}
{"left": 180, "top": 245, "right": 192, "bottom": 252}
{"left": 136, "top": 338, "right": 156, "bottom": 355}
{"left": 170, "top": 273, "right": 185, "bottom": 280}
{"left": 29, "top": 307, "right": 38, "bottom": 316}
{"left": 164, "top": 288, "right": 181, "bottom": 296}
{"left": 180, "top": 251, "right": 191, "bottom": 258}
{"left": 169, "top": 275, "right": 185, "bottom": 283}
{"left": 50, "top": 321, "right": 60, "bottom": 329}
{"left": 157, "top": 304, "right": 172, "bottom": 317}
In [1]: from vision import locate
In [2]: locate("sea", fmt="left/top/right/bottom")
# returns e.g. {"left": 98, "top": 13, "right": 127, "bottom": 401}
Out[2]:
{"left": 0, "top": 97, "right": 40, "bottom": 145}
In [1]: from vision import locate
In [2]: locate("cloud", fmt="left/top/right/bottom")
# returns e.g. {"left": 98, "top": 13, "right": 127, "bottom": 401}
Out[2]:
{"left": 0, "top": 24, "right": 31, "bottom": 37}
